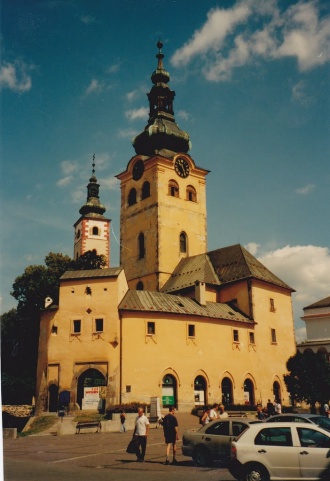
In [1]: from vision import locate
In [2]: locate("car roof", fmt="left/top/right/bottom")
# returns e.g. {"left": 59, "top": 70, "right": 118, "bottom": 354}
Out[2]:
{"left": 243, "top": 421, "right": 330, "bottom": 432}
{"left": 269, "top": 413, "right": 319, "bottom": 418}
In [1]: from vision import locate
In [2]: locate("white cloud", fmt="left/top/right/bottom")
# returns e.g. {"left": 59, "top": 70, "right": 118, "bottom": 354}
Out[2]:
{"left": 177, "top": 110, "right": 191, "bottom": 121}
{"left": 171, "top": 0, "right": 330, "bottom": 82}
{"left": 80, "top": 15, "right": 97, "bottom": 25}
{"left": 171, "top": 4, "right": 251, "bottom": 67}
{"left": 107, "top": 63, "right": 120, "bottom": 74}
{"left": 245, "top": 242, "right": 260, "bottom": 256}
{"left": 85, "top": 79, "right": 103, "bottom": 95}
{"left": 125, "top": 107, "right": 149, "bottom": 121}
{"left": 99, "top": 176, "right": 119, "bottom": 191}
{"left": 60, "top": 160, "right": 79, "bottom": 175}
{"left": 0, "top": 60, "right": 32, "bottom": 92}
{"left": 295, "top": 183, "right": 315, "bottom": 195}
{"left": 117, "top": 128, "right": 138, "bottom": 139}
{"left": 255, "top": 244, "right": 330, "bottom": 341}
{"left": 56, "top": 176, "right": 73, "bottom": 187}
{"left": 126, "top": 89, "right": 140, "bottom": 102}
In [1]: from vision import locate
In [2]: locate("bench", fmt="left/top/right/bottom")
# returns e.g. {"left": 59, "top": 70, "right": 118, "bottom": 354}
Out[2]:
{"left": 75, "top": 421, "right": 101, "bottom": 434}
{"left": 227, "top": 411, "right": 247, "bottom": 417}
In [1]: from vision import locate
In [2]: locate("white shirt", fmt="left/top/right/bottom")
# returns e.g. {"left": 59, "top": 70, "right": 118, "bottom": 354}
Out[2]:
{"left": 135, "top": 414, "right": 149, "bottom": 435}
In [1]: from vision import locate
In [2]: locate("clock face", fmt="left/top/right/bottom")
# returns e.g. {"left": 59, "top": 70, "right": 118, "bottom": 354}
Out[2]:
{"left": 132, "top": 159, "right": 144, "bottom": 180}
{"left": 175, "top": 157, "right": 190, "bottom": 178}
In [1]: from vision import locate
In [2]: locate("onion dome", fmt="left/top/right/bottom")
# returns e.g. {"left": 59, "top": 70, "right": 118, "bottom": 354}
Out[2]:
{"left": 132, "top": 41, "right": 191, "bottom": 156}
{"left": 79, "top": 156, "right": 106, "bottom": 218}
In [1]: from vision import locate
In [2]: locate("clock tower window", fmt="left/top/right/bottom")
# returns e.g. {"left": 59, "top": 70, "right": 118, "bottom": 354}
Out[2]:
{"left": 141, "top": 181, "right": 150, "bottom": 199}
{"left": 128, "top": 188, "right": 137, "bottom": 206}
{"left": 138, "top": 233, "right": 145, "bottom": 259}
{"left": 168, "top": 180, "right": 179, "bottom": 198}
{"left": 180, "top": 232, "right": 188, "bottom": 253}
{"left": 186, "top": 185, "right": 197, "bottom": 202}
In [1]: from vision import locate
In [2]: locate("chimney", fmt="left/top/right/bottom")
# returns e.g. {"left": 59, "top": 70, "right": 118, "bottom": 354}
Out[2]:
{"left": 45, "top": 297, "right": 53, "bottom": 308}
{"left": 195, "top": 280, "right": 206, "bottom": 306}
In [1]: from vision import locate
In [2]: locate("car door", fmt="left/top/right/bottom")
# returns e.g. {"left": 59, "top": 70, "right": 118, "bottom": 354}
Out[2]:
{"left": 203, "top": 420, "right": 231, "bottom": 461}
{"left": 296, "top": 426, "right": 330, "bottom": 479}
{"left": 253, "top": 426, "right": 301, "bottom": 478}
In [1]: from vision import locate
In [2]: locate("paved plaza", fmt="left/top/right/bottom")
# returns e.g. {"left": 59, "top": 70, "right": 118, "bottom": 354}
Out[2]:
{"left": 3, "top": 413, "right": 236, "bottom": 481}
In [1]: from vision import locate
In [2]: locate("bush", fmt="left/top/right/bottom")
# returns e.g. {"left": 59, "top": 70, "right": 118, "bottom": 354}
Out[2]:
{"left": 105, "top": 402, "right": 150, "bottom": 419}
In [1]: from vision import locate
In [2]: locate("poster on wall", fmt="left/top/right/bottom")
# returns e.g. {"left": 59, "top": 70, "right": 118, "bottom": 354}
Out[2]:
{"left": 244, "top": 391, "right": 250, "bottom": 405}
{"left": 82, "top": 386, "right": 100, "bottom": 410}
{"left": 150, "top": 397, "right": 161, "bottom": 422}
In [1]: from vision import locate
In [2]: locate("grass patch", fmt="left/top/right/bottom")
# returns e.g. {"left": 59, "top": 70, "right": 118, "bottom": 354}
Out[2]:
{"left": 19, "top": 416, "right": 58, "bottom": 437}
{"left": 73, "top": 412, "right": 104, "bottom": 423}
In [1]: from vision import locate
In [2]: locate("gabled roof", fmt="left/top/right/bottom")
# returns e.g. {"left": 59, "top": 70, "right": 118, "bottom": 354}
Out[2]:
{"left": 119, "top": 290, "right": 253, "bottom": 324}
{"left": 304, "top": 296, "right": 330, "bottom": 310}
{"left": 60, "top": 267, "right": 123, "bottom": 281}
{"left": 162, "top": 244, "right": 294, "bottom": 293}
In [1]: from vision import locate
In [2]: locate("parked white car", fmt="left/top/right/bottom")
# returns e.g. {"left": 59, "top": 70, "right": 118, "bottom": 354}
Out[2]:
{"left": 229, "top": 422, "right": 330, "bottom": 481}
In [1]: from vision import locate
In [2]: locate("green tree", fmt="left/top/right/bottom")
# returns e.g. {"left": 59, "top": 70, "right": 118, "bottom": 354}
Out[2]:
{"left": 284, "top": 351, "right": 330, "bottom": 412}
{"left": 73, "top": 250, "right": 107, "bottom": 270}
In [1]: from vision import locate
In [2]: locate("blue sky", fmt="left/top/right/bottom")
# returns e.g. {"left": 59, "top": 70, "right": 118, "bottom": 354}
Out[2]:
{"left": 1, "top": 0, "right": 329, "bottom": 341}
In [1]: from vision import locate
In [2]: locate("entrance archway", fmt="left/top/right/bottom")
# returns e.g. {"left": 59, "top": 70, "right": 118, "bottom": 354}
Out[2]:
{"left": 48, "top": 383, "right": 59, "bottom": 412}
{"left": 162, "top": 374, "right": 177, "bottom": 408}
{"left": 77, "top": 368, "right": 106, "bottom": 410}
{"left": 273, "top": 381, "right": 281, "bottom": 403}
{"left": 221, "top": 377, "right": 233, "bottom": 404}
{"left": 243, "top": 379, "right": 255, "bottom": 405}
{"left": 194, "top": 375, "right": 207, "bottom": 405}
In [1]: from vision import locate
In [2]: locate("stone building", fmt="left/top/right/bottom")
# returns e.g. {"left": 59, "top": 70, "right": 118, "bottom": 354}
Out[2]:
{"left": 35, "top": 42, "right": 296, "bottom": 413}
{"left": 297, "top": 296, "right": 330, "bottom": 362}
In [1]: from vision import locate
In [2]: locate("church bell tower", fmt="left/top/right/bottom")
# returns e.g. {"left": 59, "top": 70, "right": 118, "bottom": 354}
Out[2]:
{"left": 116, "top": 42, "right": 208, "bottom": 291}
{"left": 74, "top": 156, "right": 111, "bottom": 266}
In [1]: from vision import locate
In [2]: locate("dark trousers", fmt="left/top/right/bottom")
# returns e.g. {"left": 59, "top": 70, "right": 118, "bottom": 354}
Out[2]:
{"left": 136, "top": 435, "right": 147, "bottom": 460}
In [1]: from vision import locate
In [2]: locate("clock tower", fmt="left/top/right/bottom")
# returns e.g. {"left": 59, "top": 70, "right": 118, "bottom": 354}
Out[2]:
{"left": 116, "top": 42, "right": 208, "bottom": 291}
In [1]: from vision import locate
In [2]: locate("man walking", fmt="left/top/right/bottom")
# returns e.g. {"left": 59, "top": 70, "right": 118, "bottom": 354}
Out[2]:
{"left": 133, "top": 407, "right": 150, "bottom": 462}
{"left": 162, "top": 405, "right": 179, "bottom": 465}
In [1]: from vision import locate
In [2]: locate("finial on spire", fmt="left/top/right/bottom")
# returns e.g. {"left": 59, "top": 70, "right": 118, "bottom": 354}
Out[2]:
{"left": 92, "top": 154, "right": 96, "bottom": 175}
{"left": 156, "top": 39, "right": 164, "bottom": 68}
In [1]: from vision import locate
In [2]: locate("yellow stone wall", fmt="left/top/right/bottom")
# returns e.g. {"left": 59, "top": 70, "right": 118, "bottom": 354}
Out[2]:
{"left": 36, "top": 271, "right": 128, "bottom": 410}
{"left": 118, "top": 154, "right": 208, "bottom": 290}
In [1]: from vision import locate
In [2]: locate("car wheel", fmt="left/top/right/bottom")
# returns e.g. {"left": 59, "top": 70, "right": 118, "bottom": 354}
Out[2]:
{"left": 244, "top": 463, "right": 269, "bottom": 481}
{"left": 194, "top": 445, "right": 211, "bottom": 467}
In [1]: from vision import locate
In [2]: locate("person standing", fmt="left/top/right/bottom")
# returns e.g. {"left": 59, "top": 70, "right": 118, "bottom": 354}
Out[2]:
{"left": 267, "top": 399, "right": 274, "bottom": 416}
{"left": 162, "top": 405, "right": 179, "bottom": 465}
{"left": 120, "top": 410, "right": 126, "bottom": 432}
{"left": 133, "top": 407, "right": 150, "bottom": 462}
{"left": 219, "top": 404, "right": 229, "bottom": 418}
{"left": 201, "top": 406, "right": 211, "bottom": 426}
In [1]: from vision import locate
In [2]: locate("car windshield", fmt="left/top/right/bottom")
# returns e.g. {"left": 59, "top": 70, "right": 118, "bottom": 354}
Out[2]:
{"left": 312, "top": 416, "right": 330, "bottom": 430}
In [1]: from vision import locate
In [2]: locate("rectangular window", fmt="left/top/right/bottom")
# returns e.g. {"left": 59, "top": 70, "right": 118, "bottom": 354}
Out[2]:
{"left": 249, "top": 332, "right": 255, "bottom": 345}
{"left": 147, "top": 321, "right": 155, "bottom": 335}
{"left": 271, "top": 328, "right": 277, "bottom": 343}
{"left": 233, "top": 329, "right": 239, "bottom": 343}
{"left": 95, "top": 318, "right": 104, "bottom": 332}
{"left": 188, "top": 324, "right": 195, "bottom": 338}
{"left": 270, "top": 298, "right": 275, "bottom": 312}
{"left": 73, "top": 319, "right": 81, "bottom": 334}
{"left": 126, "top": 385, "right": 131, "bottom": 393}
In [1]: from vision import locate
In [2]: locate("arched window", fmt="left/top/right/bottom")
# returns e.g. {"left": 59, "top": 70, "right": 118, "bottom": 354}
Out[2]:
{"left": 221, "top": 377, "right": 233, "bottom": 405}
{"left": 141, "top": 181, "right": 150, "bottom": 199}
{"left": 138, "top": 233, "right": 145, "bottom": 259}
{"left": 136, "top": 281, "right": 144, "bottom": 290}
{"left": 128, "top": 188, "right": 137, "bottom": 206}
{"left": 186, "top": 185, "right": 197, "bottom": 202}
{"left": 180, "top": 232, "right": 187, "bottom": 253}
{"left": 243, "top": 379, "right": 255, "bottom": 405}
{"left": 92, "top": 226, "right": 99, "bottom": 235}
{"left": 168, "top": 180, "right": 179, "bottom": 198}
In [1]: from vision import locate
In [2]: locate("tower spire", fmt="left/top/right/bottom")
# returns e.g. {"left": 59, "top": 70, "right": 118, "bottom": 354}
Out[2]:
{"left": 132, "top": 41, "right": 191, "bottom": 157}
{"left": 79, "top": 155, "right": 106, "bottom": 217}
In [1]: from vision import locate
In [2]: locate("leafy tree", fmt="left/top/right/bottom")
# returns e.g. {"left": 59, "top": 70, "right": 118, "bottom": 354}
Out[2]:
{"left": 284, "top": 351, "right": 330, "bottom": 412}
{"left": 73, "top": 250, "right": 107, "bottom": 270}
